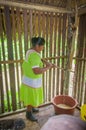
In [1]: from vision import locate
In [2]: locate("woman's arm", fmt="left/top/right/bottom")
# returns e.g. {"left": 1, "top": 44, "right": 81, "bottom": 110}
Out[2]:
{"left": 32, "top": 62, "right": 53, "bottom": 74}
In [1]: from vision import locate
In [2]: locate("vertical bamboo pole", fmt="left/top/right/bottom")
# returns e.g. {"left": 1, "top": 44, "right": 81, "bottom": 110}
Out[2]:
{"left": 68, "top": 0, "right": 78, "bottom": 98}
{"left": 29, "top": 9, "right": 33, "bottom": 43}
{"left": 0, "top": 9, "right": 5, "bottom": 113}
{"left": 53, "top": 13, "right": 57, "bottom": 96}
{"left": 79, "top": 15, "right": 86, "bottom": 105}
{"left": 42, "top": 12, "right": 47, "bottom": 102}
{"left": 55, "top": 14, "right": 59, "bottom": 95}
{"left": 59, "top": 14, "right": 64, "bottom": 95}
{"left": 85, "top": 82, "right": 86, "bottom": 104}
{"left": 64, "top": 6, "right": 70, "bottom": 95}
{"left": 57, "top": 14, "right": 61, "bottom": 94}
{"left": 33, "top": 10, "right": 36, "bottom": 36}
{"left": 78, "top": 61, "right": 82, "bottom": 105}
{"left": 16, "top": 8, "right": 24, "bottom": 108}
{"left": 49, "top": 12, "right": 53, "bottom": 101}
{"left": 83, "top": 15, "right": 86, "bottom": 103}
{"left": 23, "top": 8, "right": 28, "bottom": 53}
{"left": 42, "top": 12, "right": 46, "bottom": 38}
{"left": 45, "top": 12, "right": 49, "bottom": 102}
{"left": 68, "top": 0, "right": 78, "bottom": 69}
{"left": 27, "top": 9, "right": 30, "bottom": 48}
{"left": 16, "top": 8, "right": 23, "bottom": 59}
{"left": 38, "top": 11, "right": 41, "bottom": 36}
{"left": 61, "top": 14, "right": 67, "bottom": 94}
{"left": 81, "top": 60, "right": 85, "bottom": 105}
{"left": 4, "top": 6, "right": 16, "bottom": 111}
{"left": 11, "top": 7, "right": 22, "bottom": 109}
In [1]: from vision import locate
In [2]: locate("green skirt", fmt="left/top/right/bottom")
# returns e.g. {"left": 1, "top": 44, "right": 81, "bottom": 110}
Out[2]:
{"left": 20, "top": 84, "right": 44, "bottom": 107}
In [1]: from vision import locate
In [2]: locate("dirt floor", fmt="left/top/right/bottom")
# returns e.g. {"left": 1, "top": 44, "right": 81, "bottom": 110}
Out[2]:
{"left": 0, "top": 104, "right": 80, "bottom": 130}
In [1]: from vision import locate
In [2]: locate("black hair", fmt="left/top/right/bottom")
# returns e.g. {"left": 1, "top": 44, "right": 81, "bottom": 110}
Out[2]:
{"left": 31, "top": 37, "right": 45, "bottom": 47}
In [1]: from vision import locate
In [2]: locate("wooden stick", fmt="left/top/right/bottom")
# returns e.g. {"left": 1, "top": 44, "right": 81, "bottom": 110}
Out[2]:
{"left": 42, "top": 59, "right": 75, "bottom": 73}
{"left": 54, "top": 65, "right": 75, "bottom": 73}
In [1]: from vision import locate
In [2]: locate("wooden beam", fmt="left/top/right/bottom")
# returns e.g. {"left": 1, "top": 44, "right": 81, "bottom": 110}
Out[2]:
{"left": 0, "top": 102, "right": 52, "bottom": 118}
{"left": 0, "top": 0, "right": 72, "bottom": 14}
{"left": 78, "top": 7, "right": 86, "bottom": 15}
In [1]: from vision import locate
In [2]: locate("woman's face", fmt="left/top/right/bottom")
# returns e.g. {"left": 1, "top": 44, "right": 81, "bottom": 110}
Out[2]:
{"left": 35, "top": 44, "right": 44, "bottom": 53}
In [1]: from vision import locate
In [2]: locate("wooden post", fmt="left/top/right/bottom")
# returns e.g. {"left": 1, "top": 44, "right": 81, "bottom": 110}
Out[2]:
{"left": 68, "top": 0, "right": 78, "bottom": 69}
{"left": 65, "top": 0, "right": 78, "bottom": 94}
{"left": 64, "top": 0, "right": 78, "bottom": 95}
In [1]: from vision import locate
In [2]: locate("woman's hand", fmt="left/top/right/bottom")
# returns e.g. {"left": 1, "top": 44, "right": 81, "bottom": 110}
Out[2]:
{"left": 42, "top": 59, "right": 56, "bottom": 69}
{"left": 33, "top": 63, "right": 56, "bottom": 74}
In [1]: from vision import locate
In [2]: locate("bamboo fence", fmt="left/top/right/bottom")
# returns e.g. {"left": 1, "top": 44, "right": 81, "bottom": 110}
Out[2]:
{"left": 0, "top": 4, "right": 86, "bottom": 115}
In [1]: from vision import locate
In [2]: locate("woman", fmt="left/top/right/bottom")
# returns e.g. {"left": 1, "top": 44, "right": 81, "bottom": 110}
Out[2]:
{"left": 20, "top": 37, "right": 54, "bottom": 121}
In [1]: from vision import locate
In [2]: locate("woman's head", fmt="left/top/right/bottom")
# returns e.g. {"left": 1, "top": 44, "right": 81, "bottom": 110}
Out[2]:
{"left": 31, "top": 37, "right": 45, "bottom": 46}
{"left": 31, "top": 37, "right": 45, "bottom": 52}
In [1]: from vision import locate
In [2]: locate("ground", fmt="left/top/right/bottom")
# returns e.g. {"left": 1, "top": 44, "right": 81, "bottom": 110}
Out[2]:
{"left": 0, "top": 104, "right": 80, "bottom": 130}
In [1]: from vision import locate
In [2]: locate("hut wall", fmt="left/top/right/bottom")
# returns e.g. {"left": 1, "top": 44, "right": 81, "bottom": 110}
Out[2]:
{"left": 0, "top": 3, "right": 86, "bottom": 115}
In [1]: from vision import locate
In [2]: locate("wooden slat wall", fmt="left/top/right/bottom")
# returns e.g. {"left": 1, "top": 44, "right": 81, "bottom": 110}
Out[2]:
{"left": 0, "top": 5, "right": 86, "bottom": 115}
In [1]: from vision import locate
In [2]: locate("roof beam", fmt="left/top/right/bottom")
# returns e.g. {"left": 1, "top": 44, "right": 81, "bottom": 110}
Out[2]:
{"left": 0, "top": 0, "right": 72, "bottom": 14}
{"left": 78, "top": 7, "right": 86, "bottom": 15}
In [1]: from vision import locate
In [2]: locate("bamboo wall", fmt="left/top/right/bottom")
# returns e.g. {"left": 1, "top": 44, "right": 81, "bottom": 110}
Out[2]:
{"left": 0, "top": 4, "right": 86, "bottom": 115}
